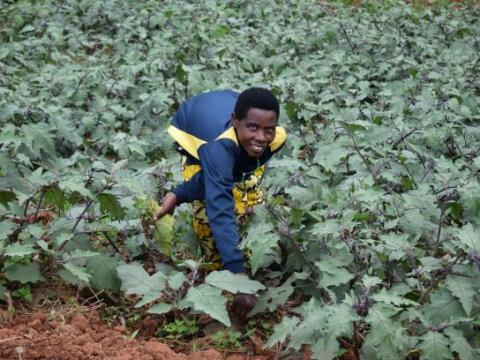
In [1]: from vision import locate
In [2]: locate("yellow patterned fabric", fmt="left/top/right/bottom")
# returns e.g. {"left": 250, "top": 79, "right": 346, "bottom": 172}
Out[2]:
{"left": 181, "top": 162, "right": 264, "bottom": 270}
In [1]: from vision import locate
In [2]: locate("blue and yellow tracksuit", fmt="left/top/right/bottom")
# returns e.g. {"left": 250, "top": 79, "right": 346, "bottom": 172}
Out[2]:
{"left": 168, "top": 90, "right": 287, "bottom": 273}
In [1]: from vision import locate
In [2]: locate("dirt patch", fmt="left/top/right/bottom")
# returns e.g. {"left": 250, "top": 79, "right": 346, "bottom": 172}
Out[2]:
{"left": 0, "top": 310, "right": 267, "bottom": 360}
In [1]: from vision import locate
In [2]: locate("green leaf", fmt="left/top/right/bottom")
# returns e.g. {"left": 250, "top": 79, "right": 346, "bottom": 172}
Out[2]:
{"left": 117, "top": 263, "right": 166, "bottom": 296}
{"left": 363, "top": 304, "right": 408, "bottom": 359}
{"left": 135, "top": 292, "right": 162, "bottom": 308}
{"left": 312, "top": 309, "right": 355, "bottom": 359}
{"left": 418, "top": 331, "right": 452, "bottom": 360}
{"left": 97, "top": 193, "right": 125, "bottom": 220}
{"left": 250, "top": 276, "right": 294, "bottom": 315}
{"left": 184, "top": 284, "right": 230, "bottom": 326}
{"left": 63, "top": 263, "right": 91, "bottom": 284}
{"left": 445, "top": 275, "right": 475, "bottom": 316}
{"left": 27, "top": 167, "right": 48, "bottom": 187}
{"left": 456, "top": 224, "right": 480, "bottom": 252}
{"left": 0, "top": 220, "right": 17, "bottom": 240}
{"left": 26, "top": 223, "right": 44, "bottom": 239}
{"left": 4, "top": 263, "right": 45, "bottom": 284}
{"left": 205, "top": 270, "right": 265, "bottom": 294}
{"left": 0, "top": 283, "right": 9, "bottom": 301}
{"left": 69, "top": 249, "right": 101, "bottom": 259}
{"left": 44, "top": 188, "right": 67, "bottom": 211}
{"left": 266, "top": 316, "right": 300, "bottom": 347}
{"left": 444, "top": 327, "right": 475, "bottom": 360}
{"left": 59, "top": 179, "right": 95, "bottom": 200}
{"left": 316, "top": 260, "right": 354, "bottom": 289}
{"left": 372, "top": 288, "right": 417, "bottom": 307}
{"left": 3, "top": 243, "right": 37, "bottom": 257}
{"left": 153, "top": 214, "right": 174, "bottom": 256}
{"left": 424, "top": 290, "right": 466, "bottom": 326}
{"left": 313, "top": 142, "right": 350, "bottom": 172}
{"left": 168, "top": 272, "right": 187, "bottom": 290}
{"left": 399, "top": 209, "right": 436, "bottom": 236}
{"left": 58, "top": 269, "right": 86, "bottom": 286}
{"left": 243, "top": 219, "right": 279, "bottom": 275}
{"left": 0, "top": 191, "right": 16, "bottom": 207}
{"left": 378, "top": 233, "right": 413, "bottom": 261}
{"left": 148, "top": 303, "right": 173, "bottom": 315}
{"left": 362, "top": 275, "right": 382, "bottom": 289}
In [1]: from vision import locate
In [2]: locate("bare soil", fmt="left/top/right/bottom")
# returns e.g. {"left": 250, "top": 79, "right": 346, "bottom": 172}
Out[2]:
{"left": 0, "top": 310, "right": 269, "bottom": 360}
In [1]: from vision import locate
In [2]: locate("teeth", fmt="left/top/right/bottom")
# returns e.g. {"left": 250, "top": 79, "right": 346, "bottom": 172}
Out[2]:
{"left": 252, "top": 146, "right": 263, "bottom": 152}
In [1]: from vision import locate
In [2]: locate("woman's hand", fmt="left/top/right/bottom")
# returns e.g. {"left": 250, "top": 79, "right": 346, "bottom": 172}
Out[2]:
{"left": 230, "top": 273, "right": 256, "bottom": 320}
{"left": 231, "top": 292, "right": 256, "bottom": 320}
{"left": 153, "top": 192, "right": 177, "bottom": 221}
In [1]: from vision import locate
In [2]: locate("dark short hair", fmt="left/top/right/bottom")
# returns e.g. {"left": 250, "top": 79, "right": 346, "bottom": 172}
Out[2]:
{"left": 234, "top": 87, "right": 280, "bottom": 120}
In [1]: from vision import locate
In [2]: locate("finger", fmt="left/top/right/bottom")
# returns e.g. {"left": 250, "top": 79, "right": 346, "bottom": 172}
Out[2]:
{"left": 153, "top": 210, "right": 164, "bottom": 222}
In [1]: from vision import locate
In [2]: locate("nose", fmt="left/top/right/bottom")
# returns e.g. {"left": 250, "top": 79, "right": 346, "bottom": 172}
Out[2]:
{"left": 255, "top": 130, "right": 267, "bottom": 144}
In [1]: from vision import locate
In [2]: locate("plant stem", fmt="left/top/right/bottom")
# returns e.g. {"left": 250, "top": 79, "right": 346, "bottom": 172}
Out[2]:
{"left": 265, "top": 204, "right": 318, "bottom": 277}
{"left": 418, "top": 254, "right": 463, "bottom": 304}
{"left": 340, "top": 23, "right": 355, "bottom": 51}
{"left": 70, "top": 198, "right": 96, "bottom": 235}
{"left": 433, "top": 184, "right": 449, "bottom": 255}
{"left": 346, "top": 128, "right": 378, "bottom": 184}
{"left": 34, "top": 188, "right": 46, "bottom": 220}
{"left": 60, "top": 183, "right": 112, "bottom": 250}
{"left": 392, "top": 127, "right": 418, "bottom": 148}
{"left": 103, "top": 231, "right": 121, "bottom": 254}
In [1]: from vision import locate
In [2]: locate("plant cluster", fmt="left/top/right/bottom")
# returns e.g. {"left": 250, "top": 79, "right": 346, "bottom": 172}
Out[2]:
{"left": 1, "top": 0, "right": 480, "bottom": 359}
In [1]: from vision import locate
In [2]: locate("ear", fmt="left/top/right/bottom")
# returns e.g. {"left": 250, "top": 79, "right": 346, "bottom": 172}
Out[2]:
{"left": 232, "top": 112, "right": 239, "bottom": 128}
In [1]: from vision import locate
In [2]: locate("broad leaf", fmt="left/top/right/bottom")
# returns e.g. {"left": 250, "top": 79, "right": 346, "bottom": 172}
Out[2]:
{"left": 3, "top": 243, "right": 37, "bottom": 257}
{"left": 418, "top": 331, "right": 452, "bottom": 360}
{"left": 148, "top": 303, "right": 173, "bottom": 315}
{"left": 0, "top": 220, "right": 17, "bottom": 240}
{"left": 153, "top": 214, "right": 174, "bottom": 256}
{"left": 63, "top": 263, "right": 91, "bottom": 284}
{"left": 205, "top": 270, "right": 265, "bottom": 294}
{"left": 117, "top": 263, "right": 166, "bottom": 296}
{"left": 316, "top": 260, "right": 354, "bottom": 289}
{"left": 444, "top": 327, "right": 475, "bottom": 360}
{"left": 97, "top": 193, "right": 125, "bottom": 220}
{"left": 445, "top": 275, "right": 475, "bottom": 316}
{"left": 266, "top": 316, "right": 300, "bottom": 347}
{"left": 184, "top": 284, "right": 230, "bottom": 326}
{"left": 4, "top": 263, "right": 45, "bottom": 284}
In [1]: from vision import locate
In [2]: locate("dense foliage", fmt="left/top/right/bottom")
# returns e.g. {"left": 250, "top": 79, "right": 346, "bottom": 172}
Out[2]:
{"left": 1, "top": 0, "right": 480, "bottom": 358}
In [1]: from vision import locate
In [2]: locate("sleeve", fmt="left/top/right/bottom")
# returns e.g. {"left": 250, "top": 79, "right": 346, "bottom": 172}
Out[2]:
{"left": 172, "top": 171, "right": 205, "bottom": 204}
{"left": 198, "top": 140, "right": 245, "bottom": 273}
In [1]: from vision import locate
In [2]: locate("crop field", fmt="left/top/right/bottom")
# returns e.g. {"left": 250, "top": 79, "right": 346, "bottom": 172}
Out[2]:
{"left": 1, "top": 0, "right": 480, "bottom": 359}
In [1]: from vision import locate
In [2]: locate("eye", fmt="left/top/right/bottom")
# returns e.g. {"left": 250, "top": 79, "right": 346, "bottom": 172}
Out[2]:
{"left": 265, "top": 128, "right": 275, "bottom": 135}
{"left": 248, "top": 125, "right": 258, "bottom": 131}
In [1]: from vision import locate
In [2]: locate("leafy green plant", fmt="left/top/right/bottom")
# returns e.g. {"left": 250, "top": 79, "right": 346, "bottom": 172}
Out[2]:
{"left": 157, "top": 318, "right": 199, "bottom": 340}
{"left": 102, "top": 306, "right": 122, "bottom": 327}
{"left": 212, "top": 330, "right": 243, "bottom": 350}
{"left": 1, "top": 0, "right": 480, "bottom": 359}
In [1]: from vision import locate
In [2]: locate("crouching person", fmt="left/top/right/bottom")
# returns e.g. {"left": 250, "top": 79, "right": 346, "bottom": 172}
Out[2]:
{"left": 154, "top": 88, "right": 287, "bottom": 319}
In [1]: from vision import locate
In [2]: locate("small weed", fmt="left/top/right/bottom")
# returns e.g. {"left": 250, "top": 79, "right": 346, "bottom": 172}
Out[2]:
{"left": 247, "top": 319, "right": 274, "bottom": 337}
{"left": 126, "top": 313, "right": 143, "bottom": 327}
{"left": 102, "top": 306, "right": 121, "bottom": 327}
{"left": 156, "top": 318, "right": 199, "bottom": 340}
{"left": 212, "top": 330, "right": 243, "bottom": 350}
{"left": 11, "top": 284, "right": 32, "bottom": 303}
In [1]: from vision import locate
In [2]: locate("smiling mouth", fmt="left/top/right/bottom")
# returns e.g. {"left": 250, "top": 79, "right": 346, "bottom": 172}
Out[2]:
{"left": 250, "top": 145, "right": 266, "bottom": 154}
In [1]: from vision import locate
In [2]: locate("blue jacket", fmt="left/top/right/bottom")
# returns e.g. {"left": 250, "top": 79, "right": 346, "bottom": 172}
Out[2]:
{"left": 168, "top": 90, "right": 287, "bottom": 273}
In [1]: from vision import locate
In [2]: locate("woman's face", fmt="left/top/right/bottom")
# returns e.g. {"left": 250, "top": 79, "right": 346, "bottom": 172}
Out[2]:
{"left": 232, "top": 108, "right": 277, "bottom": 158}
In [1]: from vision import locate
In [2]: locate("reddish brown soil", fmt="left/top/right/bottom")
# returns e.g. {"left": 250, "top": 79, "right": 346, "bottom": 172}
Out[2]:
{"left": 0, "top": 311, "right": 268, "bottom": 360}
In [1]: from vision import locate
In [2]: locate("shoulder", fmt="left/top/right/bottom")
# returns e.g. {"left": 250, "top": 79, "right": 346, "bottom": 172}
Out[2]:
{"left": 198, "top": 139, "right": 238, "bottom": 178}
{"left": 199, "top": 138, "right": 238, "bottom": 160}
{"left": 192, "top": 89, "right": 239, "bottom": 103}
{"left": 269, "top": 126, "right": 287, "bottom": 153}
